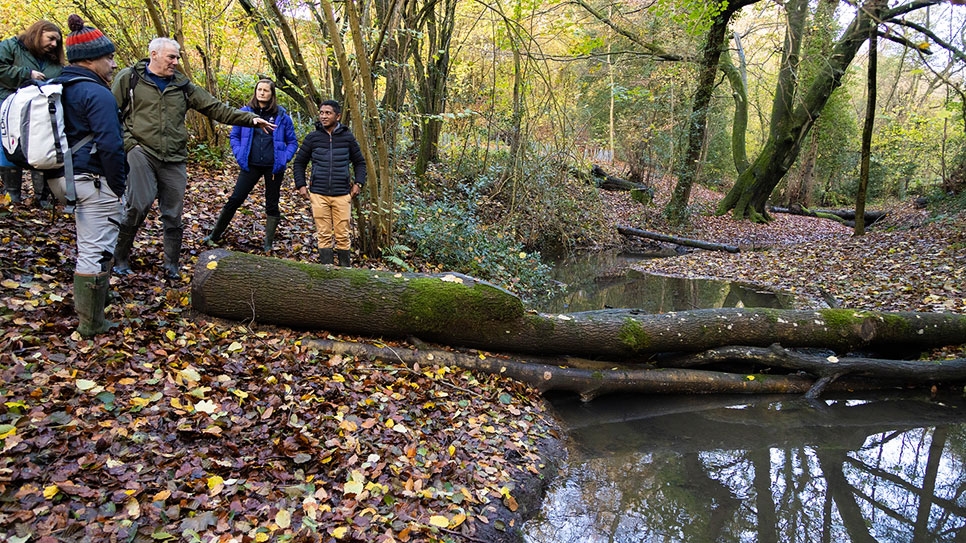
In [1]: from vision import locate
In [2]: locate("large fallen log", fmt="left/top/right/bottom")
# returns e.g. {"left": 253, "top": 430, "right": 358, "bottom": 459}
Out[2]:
{"left": 192, "top": 250, "right": 966, "bottom": 363}
{"left": 572, "top": 165, "right": 654, "bottom": 204}
{"left": 191, "top": 249, "right": 524, "bottom": 337}
{"left": 769, "top": 205, "right": 886, "bottom": 226}
{"left": 618, "top": 225, "right": 740, "bottom": 253}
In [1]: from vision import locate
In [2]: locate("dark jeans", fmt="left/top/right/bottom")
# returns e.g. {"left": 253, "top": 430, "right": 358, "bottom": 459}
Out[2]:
{"left": 226, "top": 165, "right": 283, "bottom": 217}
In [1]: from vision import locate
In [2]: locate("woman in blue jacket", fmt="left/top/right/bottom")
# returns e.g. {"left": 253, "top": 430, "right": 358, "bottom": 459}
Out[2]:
{"left": 204, "top": 79, "right": 298, "bottom": 251}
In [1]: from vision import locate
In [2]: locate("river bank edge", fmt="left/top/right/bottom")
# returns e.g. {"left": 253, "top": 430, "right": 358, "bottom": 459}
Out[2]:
{"left": 469, "top": 408, "right": 569, "bottom": 543}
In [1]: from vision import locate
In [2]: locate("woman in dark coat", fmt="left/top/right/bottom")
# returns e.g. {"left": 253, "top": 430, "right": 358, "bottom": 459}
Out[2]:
{"left": 0, "top": 19, "right": 65, "bottom": 206}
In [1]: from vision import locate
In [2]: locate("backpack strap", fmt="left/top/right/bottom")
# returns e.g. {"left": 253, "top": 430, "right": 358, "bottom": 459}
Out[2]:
{"left": 120, "top": 69, "right": 139, "bottom": 122}
{"left": 120, "top": 67, "right": 192, "bottom": 121}
{"left": 55, "top": 76, "right": 103, "bottom": 214}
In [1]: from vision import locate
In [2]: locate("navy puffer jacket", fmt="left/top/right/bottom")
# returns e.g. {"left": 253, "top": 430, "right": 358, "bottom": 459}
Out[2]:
{"left": 292, "top": 122, "right": 366, "bottom": 196}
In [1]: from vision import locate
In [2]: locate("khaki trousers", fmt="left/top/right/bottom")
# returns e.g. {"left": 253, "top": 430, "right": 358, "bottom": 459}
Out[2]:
{"left": 309, "top": 193, "right": 352, "bottom": 251}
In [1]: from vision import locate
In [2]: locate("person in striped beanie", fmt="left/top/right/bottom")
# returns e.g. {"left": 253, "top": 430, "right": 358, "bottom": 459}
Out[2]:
{"left": 64, "top": 14, "right": 115, "bottom": 62}
{"left": 53, "top": 15, "right": 127, "bottom": 337}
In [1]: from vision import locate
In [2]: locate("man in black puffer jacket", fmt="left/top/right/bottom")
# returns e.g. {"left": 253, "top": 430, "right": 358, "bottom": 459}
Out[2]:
{"left": 292, "top": 100, "right": 367, "bottom": 267}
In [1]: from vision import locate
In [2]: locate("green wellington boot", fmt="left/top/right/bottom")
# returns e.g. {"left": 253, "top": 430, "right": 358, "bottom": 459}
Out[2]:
{"left": 263, "top": 215, "right": 280, "bottom": 252}
{"left": 74, "top": 272, "right": 113, "bottom": 337}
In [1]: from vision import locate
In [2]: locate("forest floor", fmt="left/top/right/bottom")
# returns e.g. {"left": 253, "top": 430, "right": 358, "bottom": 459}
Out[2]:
{"left": 0, "top": 170, "right": 560, "bottom": 543}
{"left": 2, "top": 166, "right": 965, "bottom": 542}
{"left": 604, "top": 174, "right": 966, "bottom": 320}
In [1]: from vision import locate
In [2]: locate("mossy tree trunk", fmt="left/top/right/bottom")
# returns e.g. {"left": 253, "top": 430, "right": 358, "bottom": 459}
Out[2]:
{"left": 192, "top": 250, "right": 966, "bottom": 361}
{"left": 717, "top": 0, "right": 893, "bottom": 222}
{"left": 665, "top": 2, "right": 756, "bottom": 224}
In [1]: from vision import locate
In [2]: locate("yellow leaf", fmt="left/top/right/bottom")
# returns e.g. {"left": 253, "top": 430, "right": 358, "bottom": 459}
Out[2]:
{"left": 275, "top": 508, "right": 292, "bottom": 529}
{"left": 746, "top": 375, "right": 756, "bottom": 381}
{"left": 207, "top": 475, "right": 224, "bottom": 490}
{"left": 206, "top": 261, "right": 218, "bottom": 270}
{"left": 254, "top": 533, "right": 269, "bottom": 542}
{"left": 125, "top": 497, "right": 141, "bottom": 518}
{"left": 344, "top": 480, "right": 364, "bottom": 495}
{"left": 152, "top": 489, "right": 171, "bottom": 502}
{"left": 448, "top": 444, "right": 456, "bottom": 456}
{"left": 339, "top": 419, "right": 358, "bottom": 432}
{"left": 129, "top": 397, "right": 149, "bottom": 408}
{"left": 0, "top": 426, "right": 16, "bottom": 440}
{"left": 1, "top": 279, "right": 20, "bottom": 289}
{"left": 450, "top": 513, "right": 466, "bottom": 527}
{"left": 178, "top": 366, "right": 201, "bottom": 383}
{"left": 429, "top": 515, "right": 450, "bottom": 528}
{"left": 231, "top": 389, "right": 249, "bottom": 402}
{"left": 165, "top": 330, "right": 176, "bottom": 342}
{"left": 227, "top": 341, "right": 243, "bottom": 352}
{"left": 44, "top": 484, "right": 59, "bottom": 499}
{"left": 331, "top": 526, "right": 348, "bottom": 539}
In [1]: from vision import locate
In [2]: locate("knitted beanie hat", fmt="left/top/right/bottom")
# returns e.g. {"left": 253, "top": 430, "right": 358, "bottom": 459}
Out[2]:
{"left": 65, "top": 14, "right": 115, "bottom": 63}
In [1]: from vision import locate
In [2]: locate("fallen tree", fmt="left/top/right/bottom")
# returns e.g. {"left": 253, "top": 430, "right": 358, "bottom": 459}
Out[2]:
{"left": 618, "top": 225, "right": 740, "bottom": 253}
{"left": 192, "top": 250, "right": 966, "bottom": 399}
{"left": 768, "top": 205, "right": 886, "bottom": 227}
{"left": 573, "top": 165, "right": 654, "bottom": 204}
{"left": 304, "top": 339, "right": 909, "bottom": 401}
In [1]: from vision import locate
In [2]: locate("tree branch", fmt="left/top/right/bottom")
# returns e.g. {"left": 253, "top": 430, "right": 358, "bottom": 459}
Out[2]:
{"left": 568, "top": 0, "right": 685, "bottom": 61}
{"left": 887, "top": 19, "right": 966, "bottom": 63}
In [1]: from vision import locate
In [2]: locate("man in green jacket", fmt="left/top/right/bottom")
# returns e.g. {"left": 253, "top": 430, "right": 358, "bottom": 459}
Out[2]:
{"left": 111, "top": 37, "right": 275, "bottom": 281}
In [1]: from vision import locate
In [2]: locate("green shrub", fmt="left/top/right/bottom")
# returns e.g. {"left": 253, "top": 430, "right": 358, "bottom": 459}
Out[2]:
{"left": 394, "top": 178, "right": 561, "bottom": 302}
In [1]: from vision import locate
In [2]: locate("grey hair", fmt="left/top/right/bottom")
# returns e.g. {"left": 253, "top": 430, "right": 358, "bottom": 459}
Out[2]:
{"left": 148, "top": 37, "right": 180, "bottom": 54}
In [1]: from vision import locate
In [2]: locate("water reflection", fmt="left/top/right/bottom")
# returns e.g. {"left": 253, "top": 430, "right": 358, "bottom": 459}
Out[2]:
{"left": 535, "top": 251, "right": 795, "bottom": 313}
{"left": 525, "top": 393, "right": 966, "bottom": 542}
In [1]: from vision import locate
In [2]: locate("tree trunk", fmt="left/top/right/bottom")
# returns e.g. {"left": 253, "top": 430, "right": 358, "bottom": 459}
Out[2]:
{"left": 343, "top": 0, "right": 394, "bottom": 257}
{"left": 192, "top": 250, "right": 966, "bottom": 362}
{"left": 665, "top": 4, "right": 743, "bottom": 224}
{"left": 718, "top": 1, "right": 892, "bottom": 221}
{"left": 719, "top": 35, "right": 750, "bottom": 175}
{"left": 413, "top": 0, "right": 458, "bottom": 178}
{"left": 306, "top": 339, "right": 966, "bottom": 401}
{"left": 768, "top": 205, "right": 886, "bottom": 226}
{"left": 855, "top": 19, "right": 878, "bottom": 236}
{"left": 239, "top": 0, "right": 320, "bottom": 116}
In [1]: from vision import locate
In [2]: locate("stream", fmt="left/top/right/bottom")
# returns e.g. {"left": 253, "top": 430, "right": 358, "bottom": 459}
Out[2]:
{"left": 522, "top": 252, "right": 966, "bottom": 542}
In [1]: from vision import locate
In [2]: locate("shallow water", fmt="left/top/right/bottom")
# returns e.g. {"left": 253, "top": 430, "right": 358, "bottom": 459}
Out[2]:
{"left": 533, "top": 251, "right": 795, "bottom": 314}
{"left": 525, "top": 251, "right": 966, "bottom": 542}
{"left": 525, "top": 393, "right": 966, "bottom": 542}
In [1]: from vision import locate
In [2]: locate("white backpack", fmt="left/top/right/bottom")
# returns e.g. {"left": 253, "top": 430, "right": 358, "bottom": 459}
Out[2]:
{"left": 0, "top": 78, "right": 95, "bottom": 211}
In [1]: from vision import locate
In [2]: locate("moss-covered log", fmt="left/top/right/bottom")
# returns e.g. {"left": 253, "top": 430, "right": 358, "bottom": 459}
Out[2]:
{"left": 191, "top": 249, "right": 524, "bottom": 337}
{"left": 192, "top": 250, "right": 966, "bottom": 362}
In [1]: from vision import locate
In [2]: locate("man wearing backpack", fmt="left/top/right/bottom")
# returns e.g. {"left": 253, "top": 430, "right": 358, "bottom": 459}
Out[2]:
{"left": 0, "top": 19, "right": 64, "bottom": 207}
{"left": 111, "top": 38, "right": 275, "bottom": 281}
{"left": 51, "top": 15, "right": 126, "bottom": 337}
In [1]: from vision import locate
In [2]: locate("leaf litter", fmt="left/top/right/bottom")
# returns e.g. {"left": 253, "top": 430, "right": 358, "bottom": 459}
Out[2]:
{"left": 0, "top": 171, "right": 559, "bottom": 543}
{"left": 2, "top": 168, "right": 965, "bottom": 541}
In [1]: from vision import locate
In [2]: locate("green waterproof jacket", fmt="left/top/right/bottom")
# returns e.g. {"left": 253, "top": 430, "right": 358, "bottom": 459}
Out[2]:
{"left": 112, "top": 59, "right": 257, "bottom": 162}
{"left": 0, "top": 37, "right": 63, "bottom": 100}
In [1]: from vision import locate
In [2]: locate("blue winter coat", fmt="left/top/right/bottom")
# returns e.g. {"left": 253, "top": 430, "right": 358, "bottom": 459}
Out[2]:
{"left": 229, "top": 105, "right": 298, "bottom": 174}
{"left": 60, "top": 66, "right": 127, "bottom": 197}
